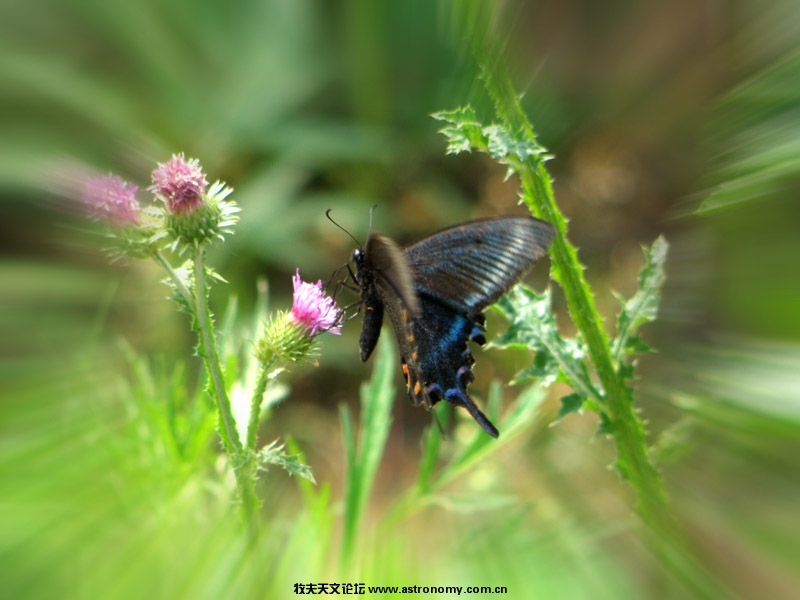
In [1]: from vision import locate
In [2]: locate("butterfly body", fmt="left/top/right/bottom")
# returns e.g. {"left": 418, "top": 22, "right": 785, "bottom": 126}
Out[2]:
{"left": 353, "top": 216, "right": 554, "bottom": 438}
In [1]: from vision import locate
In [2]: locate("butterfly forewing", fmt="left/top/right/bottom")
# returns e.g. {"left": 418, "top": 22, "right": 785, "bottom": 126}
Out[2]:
{"left": 403, "top": 217, "right": 554, "bottom": 312}
{"left": 357, "top": 234, "right": 419, "bottom": 363}
{"left": 365, "top": 234, "right": 419, "bottom": 315}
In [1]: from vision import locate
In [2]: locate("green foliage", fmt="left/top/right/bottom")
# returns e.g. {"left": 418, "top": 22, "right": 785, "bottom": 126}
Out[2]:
{"left": 490, "top": 235, "right": 668, "bottom": 423}
{"left": 435, "top": 64, "right": 740, "bottom": 599}
{"left": 493, "top": 287, "right": 598, "bottom": 418}
{"left": 258, "top": 439, "right": 316, "bottom": 484}
{"left": 428, "top": 383, "right": 545, "bottom": 489}
{"left": 118, "top": 342, "right": 218, "bottom": 482}
{"left": 389, "top": 382, "right": 545, "bottom": 524}
{"left": 699, "top": 53, "right": 800, "bottom": 214}
{"left": 612, "top": 236, "right": 668, "bottom": 365}
{"left": 434, "top": 106, "right": 549, "bottom": 181}
{"left": 3, "top": 0, "right": 798, "bottom": 597}
{"left": 435, "top": 93, "right": 633, "bottom": 437}
{"left": 434, "top": 90, "right": 668, "bottom": 498}
{"left": 340, "top": 336, "right": 396, "bottom": 566}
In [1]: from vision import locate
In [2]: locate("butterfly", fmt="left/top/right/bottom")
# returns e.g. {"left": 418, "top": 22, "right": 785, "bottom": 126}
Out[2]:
{"left": 346, "top": 215, "right": 554, "bottom": 438}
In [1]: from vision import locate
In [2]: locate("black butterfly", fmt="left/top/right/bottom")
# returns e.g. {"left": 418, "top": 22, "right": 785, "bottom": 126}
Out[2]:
{"left": 349, "top": 216, "right": 554, "bottom": 438}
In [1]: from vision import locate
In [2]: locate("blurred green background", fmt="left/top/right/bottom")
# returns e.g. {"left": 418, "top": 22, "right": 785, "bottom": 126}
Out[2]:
{"left": 3, "top": 1, "right": 800, "bottom": 598}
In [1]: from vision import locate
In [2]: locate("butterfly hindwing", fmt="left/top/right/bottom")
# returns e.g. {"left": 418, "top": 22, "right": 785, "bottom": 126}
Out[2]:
{"left": 409, "top": 293, "right": 499, "bottom": 437}
{"left": 355, "top": 216, "right": 555, "bottom": 438}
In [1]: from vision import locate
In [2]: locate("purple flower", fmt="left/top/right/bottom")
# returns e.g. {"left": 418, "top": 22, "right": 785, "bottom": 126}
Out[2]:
{"left": 82, "top": 174, "right": 140, "bottom": 225}
{"left": 290, "top": 269, "right": 342, "bottom": 336}
{"left": 150, "top": 153, "right": 208, "bottom": 214}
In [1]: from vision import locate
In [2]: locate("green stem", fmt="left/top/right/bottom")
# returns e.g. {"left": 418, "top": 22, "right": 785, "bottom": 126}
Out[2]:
{"left": 246, "top": 358, "right": 276, "bottom": 451}
{"left": 480, "top": 66, "right": 732, "bottom": 599}
{"left": 192, "top": 245, "right": 260, "bottom": 537}
{"left": 193, "top": 247, "right": 241, "bottom": 454}
{"left": 528, "top": 165, "right": 666, "bottom": 512}
{"left": 484, "top": 71, "right": 667, "bottom": 522}
{"left": 153, "top": 250, "right": 194, "bottom": 307}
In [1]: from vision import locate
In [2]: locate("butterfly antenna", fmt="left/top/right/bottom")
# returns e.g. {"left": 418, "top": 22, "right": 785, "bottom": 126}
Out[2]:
{"left": 326, "top": 209, "right": 363, "bottom": 249}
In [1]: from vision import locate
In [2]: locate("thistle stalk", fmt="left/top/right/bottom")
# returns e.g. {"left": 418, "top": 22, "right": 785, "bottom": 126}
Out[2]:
{"left": 193, "top": 245, "right": 260, "bottom": 538}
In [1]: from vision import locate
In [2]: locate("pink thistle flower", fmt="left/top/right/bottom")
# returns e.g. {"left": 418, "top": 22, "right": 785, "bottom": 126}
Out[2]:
{"left": 290, "top": 269, "right": 342, "bottom": 337}
{"left": 150, "top": 153, "right": 208, "bottom": 214}
{"left": 82, "top": 174, "right": 140, "bottom": 225}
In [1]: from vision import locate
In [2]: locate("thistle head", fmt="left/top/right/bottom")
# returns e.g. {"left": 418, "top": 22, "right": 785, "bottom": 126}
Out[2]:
{"left": 290, "top": 269, "right": 342, "bottom": 337}
{"left": 256, "top": 270, "right": 342, "bottom": 365}
{"left": 83, "top": 174, "right": 140, "bottom": 226}
{"left": 150, "top": 153, "right": 208, "bottom": 215}
{"left": 81, "top": 173, "right": 162, "bottom": 258}
{"left": 150, "top": 154, "right": 238, "bottom": 249}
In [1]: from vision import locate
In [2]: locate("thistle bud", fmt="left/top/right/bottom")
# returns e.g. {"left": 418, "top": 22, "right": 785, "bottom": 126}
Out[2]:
{"left": 83, "top": 174, "right": 140, "bottom": 225}
{"left": 82, "top": 174, "right": 159, "bottom": 258}
{"left": 150, "top": 153, "right": 207, "bottom": 214}
{"left": 150, "top": 154, "right": 238, "bottom": 249}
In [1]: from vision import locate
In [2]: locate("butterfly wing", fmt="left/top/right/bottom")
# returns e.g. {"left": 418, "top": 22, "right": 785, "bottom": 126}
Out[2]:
{"left": 356, "top": 234, "right": 431, "bottom": 416}
{"left": 357, "top": 234, "right": 419, "bottom": 363}
{"left": 402, "top": 217, "right": 553, "bottom": 437}
{"left": 365, "top": 234, "right": 419, "bottom": 315}
{"left": 410, "top": 293, "right": 499, "bottom": 437}
{"left": 404, "top": 216, "right": 554, "bottom": 312}
{"left": 358, "top": 216, "right": 554, "bottom": 438}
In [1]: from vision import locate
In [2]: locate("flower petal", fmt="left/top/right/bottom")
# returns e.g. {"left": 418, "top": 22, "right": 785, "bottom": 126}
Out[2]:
{"left": 290, "top": 269, "right": 341, "bottom": 336}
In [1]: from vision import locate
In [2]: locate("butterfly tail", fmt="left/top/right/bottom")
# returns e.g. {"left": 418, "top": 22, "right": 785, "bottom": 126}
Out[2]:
{"left": 445, "top": 389, "right": 499, "bottom": 438}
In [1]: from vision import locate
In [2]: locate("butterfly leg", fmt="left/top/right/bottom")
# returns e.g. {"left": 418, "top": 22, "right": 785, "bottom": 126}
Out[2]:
{"left": 326, "top": 260, "right": 361, "bottom": 306}
{"left": 325, "top": 261, "right": 355, "bottom": 291}
{"left": 329, "top": 276, "right": 359, "bottom": 304}
{"left": 330, "top": 261, "right": 367, "bottom": 324}
{"left": 317, "top": 299, "right": 361, "bottom": 335}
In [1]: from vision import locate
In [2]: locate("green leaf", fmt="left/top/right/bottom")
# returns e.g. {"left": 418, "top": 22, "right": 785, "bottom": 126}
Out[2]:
{"left": 556, "top": 393, "right": 584, "bottom": 421}
{"left": 340, "top": 335, "right": 396, "bottom": 563}
{"left": 258, "top": 439, "right": 316, "bottom": 484}
{"left": 431, "top": 384, "right": 545, "bottom": 491}
{"left": 417, "top": 417, "right": 443, "bottom": 493}
{"left": 285, "top": 436, "right": 319, "bottom": 503}
{"left": 493, "top": 286, "right": 599, "bottom": 403}
{"left": 509, "top": 350, "right": 560, "bottom": 386}
{"left": 483, "top": 124, "right": 546, "bottom": 163}
{"left": 611, "top": 235, "right": 668, "bottom": 366}
{"left": 618, "top": 363, "right": 636, "bottom": 381}
{"left": 596, "top": 409, "right": 615, "bottom": 436}
{"left": 432, "top": 106, "right": 485, "bottom": 154}
{"left": 698, "top": 53, "right": 800, "bottom": 214}
{"left": 422, "top": 493, "right": 518, "bottom": 513}
{"left": 433, "top": 107, "right": 548, "bottom": 164}
{"left": 625, "top": 336, "right": 652, "bottom": 355}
